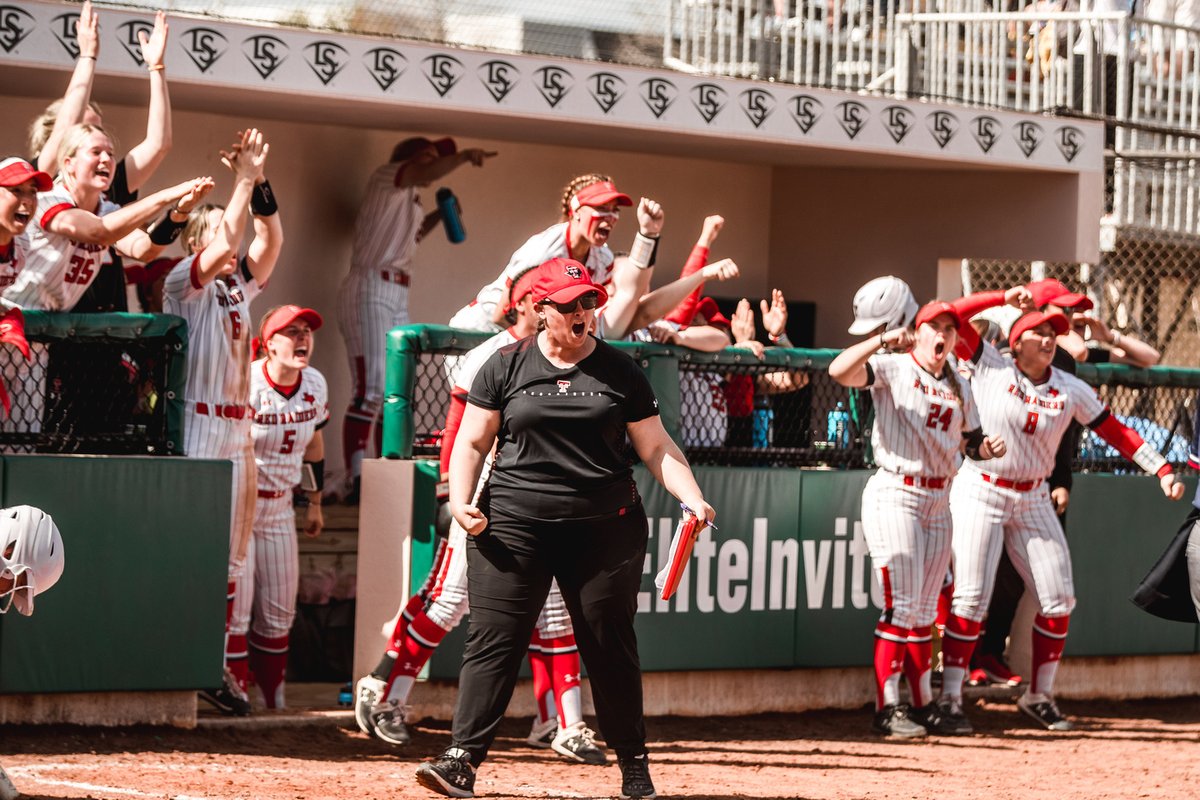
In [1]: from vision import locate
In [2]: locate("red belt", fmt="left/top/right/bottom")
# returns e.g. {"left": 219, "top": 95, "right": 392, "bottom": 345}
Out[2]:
{"left": 257, "top": 489, "right": 288, "bottom": 499}
{"left": 195, "top": 402, "right": 250, "bottom": 420}
{"left": 381, "top": 269, "right": 411, "bottom": 287}
{"left": 981, "top": 473, "right": 1043, "bottom": 492}
{"left": 902, "top": 475, "right": 947, "bottom": 489}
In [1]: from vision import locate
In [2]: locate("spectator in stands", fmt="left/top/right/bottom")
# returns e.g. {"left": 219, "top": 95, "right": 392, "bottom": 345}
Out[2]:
{"left": 30, "top": 1, "right": 175, "bottom": 312}
{"left": 165, "top": 128, "right": 282, "bottom": 717}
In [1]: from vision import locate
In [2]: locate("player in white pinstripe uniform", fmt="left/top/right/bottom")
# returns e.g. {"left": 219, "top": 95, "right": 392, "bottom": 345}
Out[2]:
{"left": 164, "top": 129, "right": 283, "bottom": 716}
{"left": 0, "top": 159, "right": 50, "bottom": 292}
{"left": 354, "top": 262, "right": 604, "bottom": 763}
{"left": 337, "top": 138, "right": 495, "bottom": 502}
{"left": 229, "top": 304, "right": 329, "bottom": 709}
{"left": 938, "top": 291, "right": 1185, "bottom": 732}
{"left": 448, "top": 174, "right": 663, "bottom": 342}
{"left": 830, "top": 301, "right": 1007, "bottom": 738}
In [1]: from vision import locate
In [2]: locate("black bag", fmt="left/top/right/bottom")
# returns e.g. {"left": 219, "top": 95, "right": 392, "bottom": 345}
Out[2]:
{"left": 1130, "top": 506, "right": 1200, "bottom": 624}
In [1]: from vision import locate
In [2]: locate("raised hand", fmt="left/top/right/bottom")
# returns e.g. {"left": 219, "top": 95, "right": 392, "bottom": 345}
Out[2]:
{"left": 731, "top": 298, "right": 756, "bottom": 345}
{"left": 699, "top": 215, "right": 724, "bottom": 247}
{"left": 700, "top": 258, "right": 738, "bottom": 282}
{"left": 174, "top": 177, "right": 215, "bottom": 214}
{"left": 637, "top": 197, "right": 665, "bottom": 237}
{"left": 462, "top": 148, "right": 497, "bottom": 166}
{"left": 1006, "top": 285, "right": 1034, "bottom": 310}
{"left": 760, "top": 288, "right": 788, "bottom": 338}
{"left": 1162, "top": 473, "right": 1186, "bottom": 500}
{"left": 221, "top": 128, "right": 269, "bottom": 183}
{"left": 77, "top": 0, "right": 99, "bottom": 59}
{"left": 138, "top": 10, "right": 168, "bottom": 70}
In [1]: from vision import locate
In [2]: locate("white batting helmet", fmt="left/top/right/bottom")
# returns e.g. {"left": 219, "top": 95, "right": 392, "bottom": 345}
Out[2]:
{"left": 849, "top": 276, "right": 919, "bottom": 335}
{"left": 972, "top": 305, "right": 1022, "bottom": 346}
{"left": 0, "top": 505, "right": 64, "bottom": 616}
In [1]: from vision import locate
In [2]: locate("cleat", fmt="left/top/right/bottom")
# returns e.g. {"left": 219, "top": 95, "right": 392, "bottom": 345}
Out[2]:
{"left": 199, "top": 667, "right": 252, "bottom": 717}
{"left": 416, "top": 747, "right": 475, "bottom": 798}
{"left": 967, "top": 668, "right": 990, "bottom": 687}
{"left": 618, "top": 752, "right": 657, "bottom": 800}
{"left": 978, "top": 653, "right": 1023, "bottom": 686}
{"left": 551, "top": 720, "right": 607, "bottom": 765}
{"left": 526, "top": 717, "right": 557, "bottom": 748}
{"left": 1018, "top": 692, "right": 1074, "bottom": 731}
{"left": 871, "top": 703, "right": 927, "bottom": 738}
{"left": 371, "top": 700, "right": 412, "bottom": 746}
{"left": 928, "top": 696, "right": 974, "bottom": 735}
{"left": 353, "top": 675, "right": 386, "bottom": 735}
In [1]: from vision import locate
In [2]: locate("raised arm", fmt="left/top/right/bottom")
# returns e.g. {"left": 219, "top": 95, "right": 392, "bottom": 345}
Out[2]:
{"left": 600, "top": 198, "right": 665, "bottom": 338}
{"left": 192, "top": 130, "right": 266, "bottom": 287}
{"left": 1088, "top": 411, "right": 1185, "bottom": 499}
{"left": 399, "top": 148, "right": 495, "bottom": 188}
{"left": 625, "top": 258, "right": 739, "bottom": 334}
{"left": 627, "top": 414, "right": 714, "bottom": 524}
{"left": 222, "top": 129, "right": 280, "bottom": 286}
{"left": 37, "top": 0, "right": 98, "bottom": 174}
{"left": 122, "top": 11, "right": 173, "bottom": 192}
{"left": 46, "top": 177, "right": 204, "bottom": 248}
{"left": 448, "top": 403, "right": 501, "bottom": 535}
{"left": 1077, "top": 315, "right": 1161, "bottom": 367}
{"left": 115, "top": 176, "right": 214, "bottom": 262}
{"left": 829, "top": 328, "right": 912, "bottom": 388}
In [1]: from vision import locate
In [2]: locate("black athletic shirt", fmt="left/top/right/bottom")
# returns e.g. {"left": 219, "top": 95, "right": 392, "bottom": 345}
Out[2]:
{"left": 468, "top": 334, "right": 660, "bottom": 521}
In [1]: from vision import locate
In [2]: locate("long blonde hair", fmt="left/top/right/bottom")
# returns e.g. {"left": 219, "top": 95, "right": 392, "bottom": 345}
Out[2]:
{"left": 28, "top": 98, "right": 104, "bottom": 158}
{"left": 181, "top": 203, "right": 224, "bottom": 256}
{"left": 56, "top": 123, "right": 114, "bottom": 187}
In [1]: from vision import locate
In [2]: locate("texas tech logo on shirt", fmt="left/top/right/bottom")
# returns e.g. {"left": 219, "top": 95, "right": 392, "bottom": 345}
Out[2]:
{"left": 557, "top": 380, "right": 571, "bottom": 394}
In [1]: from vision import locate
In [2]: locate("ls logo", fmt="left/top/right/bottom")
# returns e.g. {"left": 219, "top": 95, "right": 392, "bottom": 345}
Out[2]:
{"left": 181, "top": 28, "right": 227, "bottom": 73}
{"left": 971, "top": 116, "right": 1000, "bottom": 153}
{"left": 640, "top": 78, "right": 677, "bottom": 119}
{"left": 1056, "top": 126, "right": 1083, "bottom": 162}
{"left": 49, "top": 11, "right": 79, "bottom": 57}
{"left": 1014, "top": 121, "right": 1043, "bottom": 157}
{"left": 740, "top": 89, "right": 775, "bottom": 129}
{"left": 243, "top": 35, "right": 288, "bottom": 79}
{"left": 117, "top": 19, "right": 155, "bottom": 66}
{"left": 882, "top": 106, "right": 913, "bottom": 143}
{"left": 364, "top": 47, "right": 406, "bottom": 91}
{"left": 479, "top": 60, "right": 518, "bottom": 102}
{"left": 788, "top": 95, "right": 822, "bottom": 134}
{"left": 691, "top": 83, "right": 727, "bottom": 124}
{"left": 926, "top": 111, "right": 959, "bottom": 148}
{"left": 836, "top": 101, "right": 868, "bottom": 139}
{"left": 305, "top": 41, "right": 348, "bottom": 85}
{"left": 423, "top": 54, "right": 463, "bottom": 97}
{"left": 534, "top": 66, "right": 573, "bottom": 108}
{"left": 0, "top": 5, "right": 34, "bottom": 53}
{"left": 589, "top": 72, "right": 625, "bottom": 114}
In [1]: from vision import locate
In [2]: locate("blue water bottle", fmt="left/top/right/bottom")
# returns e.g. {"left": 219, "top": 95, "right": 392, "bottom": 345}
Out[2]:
{"left": 752, "top": 397, "right": 773, "bottom": 448}
{"left": 827, "top": 401, "right": 850, "bottom": 448}
{"left": 436, "top": 187, "right": 466, "bottom": 243}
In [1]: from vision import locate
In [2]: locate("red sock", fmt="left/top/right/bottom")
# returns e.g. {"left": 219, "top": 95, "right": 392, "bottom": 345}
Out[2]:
{"left": 248, "top": 632, "right": 289, "bottom": 709}
{"left": 904, "top": 629, "right": 933, "bottom": 708}
{"left": 1031, "top": 614, "right": 1070, "bottom": 695}
{"left": 225, "top": 580, "right": 236, "bottom": 630}
{"left": 528, "top": 632, "right": 555, "bottom": 724}
{"left": 936, "top": 580, "right": 954, "bottom": 633}
{"left": 386, "top": 609, "right": 447, "bottom": 690}
{"left": 940, "top": 614, "right": 982, "bottom": 697}
{"left": 547, "top": 636, "right": 582, "bottom": 726}
{"left": 386, "top": 593, "right": 429, "bottom": 655}
{"left": 873, "top": 621, "right": 909, "bottom": 710}
{"left": 226, "top": 633, "right": 249, "bottom": 693}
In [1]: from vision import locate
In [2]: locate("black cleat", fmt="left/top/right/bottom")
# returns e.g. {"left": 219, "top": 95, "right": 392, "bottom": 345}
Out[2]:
{"left": 871, "top": 703, "right": 927, "bottom": 738}
{"left": 416, "top": 747, "right": 475, "bottom": 798}
{"left": 618, "top": 752, "right": 657, "bottom": 800}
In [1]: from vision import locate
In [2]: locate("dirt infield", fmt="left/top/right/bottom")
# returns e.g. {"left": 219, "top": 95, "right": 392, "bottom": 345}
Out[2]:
{"left": 2, "top": 696, "right": 1198, "bottom": 800}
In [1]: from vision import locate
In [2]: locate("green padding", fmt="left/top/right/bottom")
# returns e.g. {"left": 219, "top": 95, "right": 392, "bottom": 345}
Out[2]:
{"left": 1076, "top": 363, "right": 1200, "bottom": 388}
{"left": 1065, "top": 474, "right": 1199, "bottom": 656}
{"left": 0, "top": 455, "right": 230, "bottom": 693}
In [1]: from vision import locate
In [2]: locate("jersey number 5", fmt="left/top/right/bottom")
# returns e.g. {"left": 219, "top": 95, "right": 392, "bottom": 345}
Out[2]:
{"left": 1022, "top": 411, "right": 1039, "bottom": 434}
{"left": 280, "top": 429, "right": 297, "bottom": 454}
{"left": 925, "top": 403, "right": 953, "bottom": 432}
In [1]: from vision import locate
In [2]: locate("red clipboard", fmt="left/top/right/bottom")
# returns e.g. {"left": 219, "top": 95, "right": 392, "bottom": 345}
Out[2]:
{"left": 655, "top": 515, "right": 710, "bottom": 601}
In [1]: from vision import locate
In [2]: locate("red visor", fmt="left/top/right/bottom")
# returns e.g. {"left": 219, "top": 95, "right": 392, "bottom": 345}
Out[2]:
{"left": 262, "top": 305, "right": 324, "bottom": 341}
{"left": 570, "top": 180, "right": 633, "bottom": 210}
{"left": 1008, "top": 310, "right": 1069, "bottom": 349}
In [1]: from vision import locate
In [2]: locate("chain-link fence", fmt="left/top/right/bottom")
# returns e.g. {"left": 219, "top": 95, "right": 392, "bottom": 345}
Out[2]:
{"left": 384, "top": 325, "right": 1200, "bottom": 472}
{"left": 0, "top": 312, "right": 187, "bottom": 455}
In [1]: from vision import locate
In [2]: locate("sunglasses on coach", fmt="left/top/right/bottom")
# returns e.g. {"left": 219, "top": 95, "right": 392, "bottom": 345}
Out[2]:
{"left": 541, "top": 292, "right": 600, "bottom": 314}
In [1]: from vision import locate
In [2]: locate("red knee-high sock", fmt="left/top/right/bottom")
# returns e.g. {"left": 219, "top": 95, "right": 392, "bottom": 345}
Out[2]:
{"left": 528, "top": 631, "right": 555, "bottom": 724}
{"left": 940, "top": 614, "right": 982, "bottom": 698}
{"left": 873, "top": 621, "right": 909, "bottom": 710}
{"left": 1031, "top": 614, "right": 1070, "bottom": 696}
{"left": 385, "top": 609, "right": 448, "bottom": 698}
{"left": 547, "top": 635, "right": 582, "bottom": 727}
{"left": 249, "top": 632, "right": 289, "bottom": 709}
{"left": 386, "top": 593, "right": 429, "bottom": 656}
{"left": 904, "top": 629, "right": 934, "bottom": 708}
{"left": 936, "top": 580, "right": 954, "bottom": 633}
{"left": 225, "top": 580, "right": 236, "bottom": 629}
{"left": 226, "top": 633, "right": 249, "bottom": 693}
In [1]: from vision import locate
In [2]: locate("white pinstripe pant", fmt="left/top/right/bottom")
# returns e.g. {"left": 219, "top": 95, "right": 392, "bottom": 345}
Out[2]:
{"left": 949, "top": 468, "right": 1076, "bottom": 623}
{"left": 183, "top": 408, "right": 256, "bottom": 583}
{"left": 337, "top": 271, "right": 409, "bottom": 411}
{"left": 860, "top": 470, "right": 954, "bottom": 630}
{"left": 230, "top": 494, "right": 299, "bottom": 640}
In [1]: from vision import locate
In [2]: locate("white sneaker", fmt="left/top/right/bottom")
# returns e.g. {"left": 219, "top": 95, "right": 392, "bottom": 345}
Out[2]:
{"left": 551, "top": 720, "right": 607, "bottom": 765}
{"left": 353, "top": 675, "right": 386, "bottom": 735}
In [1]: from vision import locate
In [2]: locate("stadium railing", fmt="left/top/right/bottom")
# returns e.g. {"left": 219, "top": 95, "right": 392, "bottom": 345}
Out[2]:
{"left": 0, "top": 312, "right": 187, "bottom": 455}
{"left": 383, "top": 324, "right": 1200, "bottom": 472}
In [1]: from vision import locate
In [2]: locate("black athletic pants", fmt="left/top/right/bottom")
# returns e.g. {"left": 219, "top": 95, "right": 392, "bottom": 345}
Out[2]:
{"left": 450, "top": 501, "right": 649, "bottom": 766}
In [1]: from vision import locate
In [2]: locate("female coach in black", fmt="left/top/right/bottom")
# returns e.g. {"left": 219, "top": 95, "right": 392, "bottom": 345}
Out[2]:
{"left": 416, "top": 257, "right": 714, "bottom": 800}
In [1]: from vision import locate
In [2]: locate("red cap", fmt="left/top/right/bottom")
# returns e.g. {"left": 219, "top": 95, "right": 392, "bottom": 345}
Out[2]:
{"left": 914, "top": 301, "right": 963, "bottom": 331}
{"left": 1027, "top": 278, "right": 1093, "bottom": 311}
{"left": 570, "top": 180, "right": 633, "bottom": 210}
{"left": 261, "top": 305, "right": 323, "bottom": 341}
{"left": 694, "top": 297, "right": 731, "bottom": 330}
{"left": 504, "top": 266, "right": 540, "bottom": 313}
{"left": 530, "top": 258, "right": 609, "bottom": 307}
{"left": 1008, "top": 310, "right": 1069, "bottom": 350}
{"left": 391, "top": 136, "right": 456, "bottom": 163}
{"left": 0, "top": 157, "right": 52, "bottom": 191}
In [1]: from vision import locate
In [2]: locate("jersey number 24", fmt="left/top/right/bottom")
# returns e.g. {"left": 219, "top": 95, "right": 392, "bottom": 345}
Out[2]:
{"left": 925, "top": 404, "right": 954, "bottom": 432}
